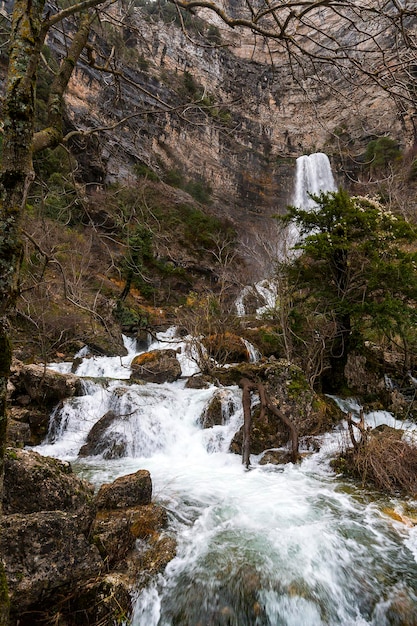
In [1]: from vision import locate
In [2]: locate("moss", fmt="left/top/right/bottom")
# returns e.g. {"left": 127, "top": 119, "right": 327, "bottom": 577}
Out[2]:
{"left": 0, "top": 561, "right": 10, "bottom": 626}
{"left": 286, "top": 367, "right": 310, "bottom": 397}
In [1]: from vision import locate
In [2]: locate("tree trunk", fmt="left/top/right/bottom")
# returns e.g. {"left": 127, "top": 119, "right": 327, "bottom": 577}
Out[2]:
{"left": 239, "top": 378, "right": 299, "bottom": 467}
{"left": 0, "top": 0, "right": 47, "bottom": 516}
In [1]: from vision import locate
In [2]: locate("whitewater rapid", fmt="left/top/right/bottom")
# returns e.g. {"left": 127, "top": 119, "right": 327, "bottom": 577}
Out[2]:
{"left": 33, "top": 330, "right": 417, "bottom": 626}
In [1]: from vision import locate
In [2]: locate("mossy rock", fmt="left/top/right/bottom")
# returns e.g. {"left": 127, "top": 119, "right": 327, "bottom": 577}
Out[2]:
{"left": 203, "top": 332, "right": 250, "bottom": 364}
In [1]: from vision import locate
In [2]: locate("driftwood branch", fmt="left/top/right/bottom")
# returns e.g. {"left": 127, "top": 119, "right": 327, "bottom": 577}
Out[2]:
{"left": 239, "top": 377, "right": 299, "bottom": 468}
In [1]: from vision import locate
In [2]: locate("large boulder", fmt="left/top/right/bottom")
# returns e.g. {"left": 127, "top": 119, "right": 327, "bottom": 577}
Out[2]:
{"left": 95, "top": 469, "right": 152, "bottom": 510}
{"left": 130, "top": 349, "right": 181, "bottom": 383}
{"left": 78, "top": 410, "right": 128, "bottom": 459}
{"left": 0, "top": 511, "right": 103, "bottom": 616}
{"left": 8, "top": 360, "right": 84, "bottom": 445}
{"left": 0, "top": 453, "right": 174, "bottom": 626}
{"left": 9, "top": 361, "right": 83, "bottom": 405}
{"left": 225, "top": 360, "right": 343, "bottom": 459}
{"left": 3, "top": 448, "right": 94, "bottom": 515}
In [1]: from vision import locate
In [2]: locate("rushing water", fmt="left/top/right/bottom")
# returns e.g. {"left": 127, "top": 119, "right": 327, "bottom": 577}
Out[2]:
{"left": 34, "top": 331, "right": 417, "bottom": 626}
{"left": 293, "top": 153, "right": 337, "bottom": 211}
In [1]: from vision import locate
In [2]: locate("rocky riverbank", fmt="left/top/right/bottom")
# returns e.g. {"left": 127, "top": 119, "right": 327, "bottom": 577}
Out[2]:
{"left": 1, "top": 448, "right": 175, "bottom": 625}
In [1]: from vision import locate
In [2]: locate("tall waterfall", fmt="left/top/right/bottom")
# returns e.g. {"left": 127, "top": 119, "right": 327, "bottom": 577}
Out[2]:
{"left": 293, "top": 152, "right": 337, "bottom": 210}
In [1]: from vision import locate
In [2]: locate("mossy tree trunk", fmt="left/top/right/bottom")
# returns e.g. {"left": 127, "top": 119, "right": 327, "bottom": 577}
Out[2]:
{"left": 0, "top": 0, "right": 100, "bottom": 512}
{"left": 0, "top": 0, "right": 46, "bottom": 517}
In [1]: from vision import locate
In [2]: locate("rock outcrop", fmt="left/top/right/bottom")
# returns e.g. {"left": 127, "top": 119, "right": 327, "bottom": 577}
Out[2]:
{"left": 130, "top": 348, "right": 182, "bottom": 383}
{"left": 211, "top": 359, "right": 342, "bottom": 461}
{"left": 7, "top": 361, "right": 85, "bottom": 446}
{"left": 3, "top": 448, "right": 94, "bottom": 515}
{"left": 0, "top": 450, "right": 175, "bottom": 625}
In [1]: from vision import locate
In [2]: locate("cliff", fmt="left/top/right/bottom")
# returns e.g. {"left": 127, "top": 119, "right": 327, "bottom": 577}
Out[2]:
{"left": 56, "top": 2, "right": 416, "bottom": 239}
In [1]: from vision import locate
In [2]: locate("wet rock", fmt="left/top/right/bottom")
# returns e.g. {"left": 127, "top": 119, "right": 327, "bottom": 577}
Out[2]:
{"left": 78, "top": 410, "right": 128, "bottom": 459}
{"left": 0, "top": 511, "right": 103, "bottom": 616}
{"left": 259, "top": 449, "right": 293, "bottom": 465}
{"left": 199, "top": 389, "right": 235, "bottom": 428}
{"left": 130, "top": 502, "right": 168, "bottom": 538}
{"left": 3, "top": 448, "right": 94, "bottom": 515}
{"left": 130, "top": 349, "right": 181, "bottom": 383}
{"left": 95, "top": 469, "right": 152, "bottom": 510}
{"left": 92, "top": 503, "right": 168, "bottom": 568}
{"left": 185, "top": 375, "right": 211, "bottom": 389}
{"left": 134, "top": 534, "right": 177, "bottom": 580}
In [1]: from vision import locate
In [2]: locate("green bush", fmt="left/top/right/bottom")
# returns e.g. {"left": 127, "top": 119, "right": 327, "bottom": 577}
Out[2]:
{"left": 133, "top": 162, "right": 159, "bottom": 181}
{"left": 364, "top": 136, "right": 401, "bottom": 172}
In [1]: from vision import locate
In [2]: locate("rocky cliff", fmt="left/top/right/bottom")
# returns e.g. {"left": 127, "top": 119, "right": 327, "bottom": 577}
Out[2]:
{"left": 55, "top": 2, "right": 416, "bottom": 245}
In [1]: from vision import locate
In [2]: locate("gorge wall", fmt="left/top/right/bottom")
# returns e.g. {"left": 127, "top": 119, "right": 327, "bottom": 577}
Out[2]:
{"left": 56, "top": 2, "right": 416, "bottom": 248}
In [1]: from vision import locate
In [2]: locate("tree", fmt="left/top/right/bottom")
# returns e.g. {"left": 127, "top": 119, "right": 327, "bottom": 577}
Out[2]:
{"left": 0, "top": 0, "right": 415, "bottom": 531}
{"left": 278, "top": 189, "right": 417, "bottom": 391}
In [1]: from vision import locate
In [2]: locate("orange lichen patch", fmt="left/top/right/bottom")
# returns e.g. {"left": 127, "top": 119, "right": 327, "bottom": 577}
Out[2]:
{"left": 131, "top": 351, "right": 158, "bottom": 368}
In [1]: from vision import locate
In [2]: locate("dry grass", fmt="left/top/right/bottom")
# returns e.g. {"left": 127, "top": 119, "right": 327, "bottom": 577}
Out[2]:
{"left": 336, "top": 426, "right": 417, "bottom": 497}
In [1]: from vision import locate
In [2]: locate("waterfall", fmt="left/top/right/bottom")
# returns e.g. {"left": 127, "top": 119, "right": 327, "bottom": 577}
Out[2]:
{"left": 293, "top": 152, "right": 337, "bottom": 210}
{"left": 32, "top": 331, "right": 417, "bottom": 625}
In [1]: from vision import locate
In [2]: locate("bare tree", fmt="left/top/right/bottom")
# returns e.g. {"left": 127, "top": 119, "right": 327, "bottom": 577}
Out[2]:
{"left": 0, "top": 0, "right": 416, "bottom": 538}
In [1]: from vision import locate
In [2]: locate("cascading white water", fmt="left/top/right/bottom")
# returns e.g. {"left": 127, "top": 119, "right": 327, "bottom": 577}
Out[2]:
{"left": 285, "top": 152, "right": 337, "bottom": 255}
{"left": 293, "top": 152, "right": 337, "bottom": 210}
{"left": 33, "top": 332, "right": 417, "bottom": 625}
{"left": 236, "top": 153, "right": 337, "bottom": 317}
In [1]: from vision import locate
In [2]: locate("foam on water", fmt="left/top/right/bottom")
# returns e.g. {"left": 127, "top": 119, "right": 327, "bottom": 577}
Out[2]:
{"left": 32, "top": 333, "right": 417, "bottom": 626}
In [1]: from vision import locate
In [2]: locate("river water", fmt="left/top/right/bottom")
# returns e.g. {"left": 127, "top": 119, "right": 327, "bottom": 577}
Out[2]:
{"left": 34, "top": 331, "right": 417, "bottom": 626}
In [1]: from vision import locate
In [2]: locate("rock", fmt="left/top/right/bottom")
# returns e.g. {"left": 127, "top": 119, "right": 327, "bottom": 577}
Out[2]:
{"left": 64, "top": 573, "right": 133, "bottom": 626}
{"left": 95, "top": 469, "right": 152, "bottom": 510}
{"left": 203, "top": 332, "right": 250, "bottom": 364}
{"left": 6, "top": 420, "right": 31, "bottom": 447}
{"left": 78, "top": 410, "right": 128, "bottom": 459}
{"left": 0, "top": 511, "right": 103, "bottom": 616}
{"left": 185, "top": 375, "right": 211, "bottom": 389}
{"left": 92, "top": 503, "right": 168, "bottom": 568}
{"left": 227, "top": 360, "right": 343, "bottom": 459}
{"left": 8, "top": 360, "right": 85, "bottom": 446}
{"left": 10, "top": 361, "right": 83, "bottom": 405}
{"left": 199, "top": 389, "right": 236, "bottom": 428}
{"left": 130, "top": 349, "right": 181, "bottom": 383}
{"left": 129, "top": 502, "right": 168, "bottom": 538}
{"left": 259, "top": 449, "right": 293, "bottom": 465}
{"left": 3, "top": 448, "right": 95, "bottom": 515}
{"left": 63, "top": 572, "right": 132, "bottom": 626}
{"left": 134, "top": 534, "right": 177, "bottom": 581}
{"left": 92, "top": 510, "right": 138, "bottom": 568}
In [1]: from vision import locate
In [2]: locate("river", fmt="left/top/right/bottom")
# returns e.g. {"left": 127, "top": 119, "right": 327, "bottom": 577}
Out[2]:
{"left": 34, "top": 330, "right": 417, "bottom": 626}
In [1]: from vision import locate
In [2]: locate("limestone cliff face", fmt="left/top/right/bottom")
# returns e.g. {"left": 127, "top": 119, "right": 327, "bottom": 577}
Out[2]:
{"left": 58, "top": 4, "right": 414, "bottom": 232}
